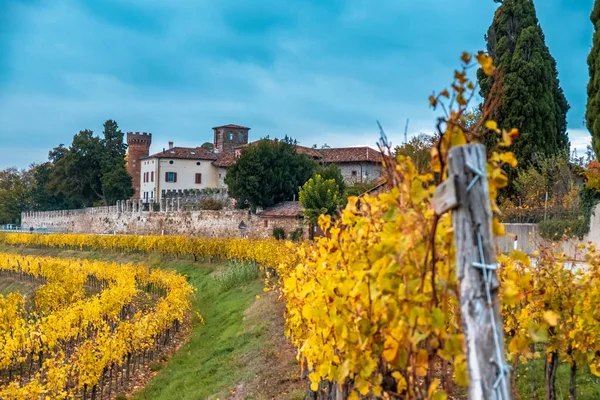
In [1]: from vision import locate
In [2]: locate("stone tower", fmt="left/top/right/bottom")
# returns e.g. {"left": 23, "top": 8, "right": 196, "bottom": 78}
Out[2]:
{"left": 126, "top": 132, "right": 152, "bottom": 199}
{"left": 213, "top": 124, "right": 250, "bottom": 153}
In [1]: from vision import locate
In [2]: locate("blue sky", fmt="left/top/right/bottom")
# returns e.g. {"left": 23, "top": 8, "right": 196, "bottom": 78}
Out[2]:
{"left": 0, "top": 0, "right": 595, "bottom": 168}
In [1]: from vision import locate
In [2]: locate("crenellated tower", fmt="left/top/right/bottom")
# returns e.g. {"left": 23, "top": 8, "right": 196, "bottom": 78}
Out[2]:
{"left": 126, "top": 132, "right": 152, "bottom": 199}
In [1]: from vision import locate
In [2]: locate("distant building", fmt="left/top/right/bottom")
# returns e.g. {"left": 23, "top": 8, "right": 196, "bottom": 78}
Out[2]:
{"left": 126, "top": 123, "right": 384, "bottom": 201}
{"left": 319, "top": 147, "right": 383, "bottom": 184}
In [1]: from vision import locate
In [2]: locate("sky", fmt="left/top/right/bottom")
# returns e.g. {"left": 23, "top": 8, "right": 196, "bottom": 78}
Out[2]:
{"left": 0, "top": 0, "right": 595, "bottom": 169}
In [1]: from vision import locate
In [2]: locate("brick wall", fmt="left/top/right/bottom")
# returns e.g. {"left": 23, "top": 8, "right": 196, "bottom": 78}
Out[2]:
{"left": 127, "top": 132, "right": 152, "bottom": 199}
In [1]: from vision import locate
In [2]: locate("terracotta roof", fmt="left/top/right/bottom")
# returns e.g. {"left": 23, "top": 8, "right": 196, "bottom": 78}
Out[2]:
{"left": 212, "top": 124, "right": 251, "bottom": 130}
{"left": 257, "top": 201, "right": 304, "bottom": 218}
{"left": 213, "top": 152, "right": 237, "bottom": 167}
{"left": 144, "top": 147, "right": 217, "bottom": 161}
{"left": 318, "top": 147, "right": 383, "bottom": 163}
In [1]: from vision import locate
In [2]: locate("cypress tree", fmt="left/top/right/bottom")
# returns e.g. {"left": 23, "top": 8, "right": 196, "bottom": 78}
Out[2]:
{"left": 478, "top": 0, "right": 570, "bottom": 169}
{"left": 587, "top": 0, "right": 600, "bottom": 158}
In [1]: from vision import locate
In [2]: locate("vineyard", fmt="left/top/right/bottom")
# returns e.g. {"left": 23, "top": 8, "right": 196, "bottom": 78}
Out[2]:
{"left": 1, "top": 53, "right": 600, "bottom": 399}
{"left": 0, "top": 253, "right": 193, "bottom": 399}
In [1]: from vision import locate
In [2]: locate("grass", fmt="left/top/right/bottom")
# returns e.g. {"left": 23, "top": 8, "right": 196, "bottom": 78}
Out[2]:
{"left": 0, "top": 277, "right": 39, "bottom": 297}
{"left": 0, "top": 245, "right": 303, "bottom": 400}
{"left": 133, "top": 258, "right": 265, "bottom": 399}
{"left": 213, "top": 260, "right": 259, "bottom": 291}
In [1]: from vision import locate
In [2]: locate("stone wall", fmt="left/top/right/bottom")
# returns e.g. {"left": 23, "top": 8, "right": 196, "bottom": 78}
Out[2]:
{"left": 21, "top": 206, "right": 305, "bottom": 239}
{"left": 497, "top": 203, "right": 600, "bottom": 260}
{"left": 338, "top": 162, "right": 382, "bottom": 185}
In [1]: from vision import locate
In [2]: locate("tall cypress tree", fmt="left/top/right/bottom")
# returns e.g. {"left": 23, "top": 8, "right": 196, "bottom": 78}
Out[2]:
{"left": 587, "top": 0, "right": 600, "bottom": 158}
{"left": 478, "top": 0, "right": 569, "bottom": 170}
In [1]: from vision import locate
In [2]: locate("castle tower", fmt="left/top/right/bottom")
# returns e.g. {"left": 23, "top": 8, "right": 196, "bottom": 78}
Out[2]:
{"left": 126, "top": 132, "right": 152, "bottom": 199}
{"left": 213, "top": 124, "right": 250, "bottom": 153}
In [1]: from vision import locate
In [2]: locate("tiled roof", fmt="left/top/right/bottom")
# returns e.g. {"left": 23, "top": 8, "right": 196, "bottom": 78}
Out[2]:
{"left": 318, "top": 147, "right": 383, "bottom": 163}
{"left": 144, "top": 147, "right": 217, "bottom": 161}
{"left": 212, "top": 124, "right": 251, "bottom": 130}
{"left": 213, "top": 152, "right": 237, "bottom": 167}
{"left": 257, "top": 201, "right": 304, "bottom": 218}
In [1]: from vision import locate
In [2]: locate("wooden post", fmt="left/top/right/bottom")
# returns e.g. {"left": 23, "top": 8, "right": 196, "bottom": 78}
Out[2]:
{"left": 437, "top": 144, "right": 511, "bottom": 400}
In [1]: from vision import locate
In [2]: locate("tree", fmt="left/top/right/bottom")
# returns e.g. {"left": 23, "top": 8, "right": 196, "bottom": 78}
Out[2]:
{"left": 99, "top": 120, "right": 134, "bottom": 204}
{"left": 29, "top": 163, "right": 79, "bottom": 211}
{"left": 48, "top": 120, "right": 133, "bottom": 206}
{"left": 201, "top": 142, "right": 214, "bottom": 153}
{"left": 299, "top": 174, "right": 341, "bottom": 229}
{"left": 478, "top": 0, "right": 570, "bottom": 171}
{"left": 316, "top": 164, "right": 345, "bottom": 196}
{"left": 225, "top": 137, "right": 316, "bottom": 210}
{"left": 0, "top": 168, "right": 33, "bottom": 224}
{"left": 49, "top": 130, "right": 103, "bottom": 207}
{"left": 394, "top": 133, "right": 434, "bottom": 173}
{"left": 587, "top": 0, "right": 600, "bottom": 158}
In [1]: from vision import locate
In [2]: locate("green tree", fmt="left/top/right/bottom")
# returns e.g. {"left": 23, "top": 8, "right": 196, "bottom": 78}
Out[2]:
{"left": 299, "top": 174, "right": 341, "bottom": 228}
{"left": 100, "top": 120, "right": 134, "bottom": 204}
{"left": 0, "top": 168, "right": 33, "bottom": 224}
{"left": 316, "top": 164, "right": 345, "bottom": 196}
{"left": 29, "top": 163, "right": 79, "bottom": 211}
{"left": 478, "top": 0, "right": 570, "bottom": 171}
{"left": 587, "top": 0, "right": 600, "bottom": 158}
{"left": 201, "top": 142, "right": 214, "bottom": 153}
{"left": 49, "top": 130, "right": 103, "bottom": 207}
{"left": 394, "top": 133, "right": 434, "bottom": 173}
{"left": 225, "top": 137, "right": 316, "bottom": 210}
{"left": 48, "top": 120, "right": 133, "bottom": 206}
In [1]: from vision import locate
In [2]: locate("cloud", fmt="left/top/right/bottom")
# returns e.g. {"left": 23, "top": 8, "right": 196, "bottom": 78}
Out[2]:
{"left": 0, "top": 0, "right": 594, "bottom": 169}
{"left": 568, "top": 128, "right": 592, "bottom": 154}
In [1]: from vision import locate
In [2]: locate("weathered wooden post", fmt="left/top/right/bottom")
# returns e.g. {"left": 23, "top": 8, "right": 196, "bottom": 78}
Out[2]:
{"left": 433, "top": 144, "right": 511, "bottom": 400}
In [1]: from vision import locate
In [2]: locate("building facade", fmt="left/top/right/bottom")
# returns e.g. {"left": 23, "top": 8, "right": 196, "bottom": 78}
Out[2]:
{"left": 127, "top": 123, "right": 384, "bottom": 201}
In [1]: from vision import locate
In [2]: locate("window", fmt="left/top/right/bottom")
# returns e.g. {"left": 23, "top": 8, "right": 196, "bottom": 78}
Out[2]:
{"left": 219, "top": 173, "right": 222, "bottom": 178}
{"left": 228, "top": 131, "right": 233, "bottom": 140}
{"left": 195, "top": 173, "right": 202, "bottom": 184}
{"left": 151, "top": 171, "right": 154, "bottom": 182}
{"left": 169, "top": 160, "right": 174, "bottom": 164}
{"left": 165, "top": 172, "right": 177, "bottom": 182}
{"left": 196, "top": 162, "right": 201, "bottom": 166}
{"left": 351, "top": 170, "right": 358, "bottom": 177}
{"left": 264, "top": 220, "right": 268, "bottom": 228}
{"left": 238, "top": 133, "right": 243, "bottom": 141}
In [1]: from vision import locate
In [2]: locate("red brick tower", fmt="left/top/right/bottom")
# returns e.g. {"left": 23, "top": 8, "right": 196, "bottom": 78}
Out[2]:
{"left": 126, "top": 132, "right": 152, "bottom": 199}
{"left": 213, "top": 124, "right": 250, "bottom": 153}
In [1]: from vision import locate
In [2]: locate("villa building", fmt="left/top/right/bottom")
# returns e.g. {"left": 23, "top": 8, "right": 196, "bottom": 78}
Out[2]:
{"left": 127, "top": 124, "right": 383, "bottom": 201}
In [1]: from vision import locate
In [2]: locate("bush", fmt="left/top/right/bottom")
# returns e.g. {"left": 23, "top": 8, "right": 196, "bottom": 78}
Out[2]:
{"left": 199, "top": 198, "right": 223, "bottom": 210}
{"left": 272, "top": 227, "right": 286, "bottom": 240}
{"left": 213, "top": 261, "right": 259, "bottom": 291}
{"left": 539, "top": 219, "right": 588, "bottom": 240}
{"left": 289, "top": 227, "right": 303, "bottom": 242}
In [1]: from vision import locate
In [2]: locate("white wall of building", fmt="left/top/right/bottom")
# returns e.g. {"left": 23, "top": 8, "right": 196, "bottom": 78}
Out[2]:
{"left": 140, "top": 157, "right": 221, "bottom": 201}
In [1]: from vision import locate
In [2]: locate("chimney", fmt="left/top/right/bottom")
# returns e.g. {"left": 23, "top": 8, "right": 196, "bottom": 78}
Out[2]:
{"left": 168, "top": 141, "right": 174, "bottom": 149}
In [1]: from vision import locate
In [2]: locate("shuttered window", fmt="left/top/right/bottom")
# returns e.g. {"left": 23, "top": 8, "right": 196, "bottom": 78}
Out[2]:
{"left": 166, "top": 172, "right": 177, "bottom": 182}
{"left": 195, "top": 173, "right": 202, "bottom": 184}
